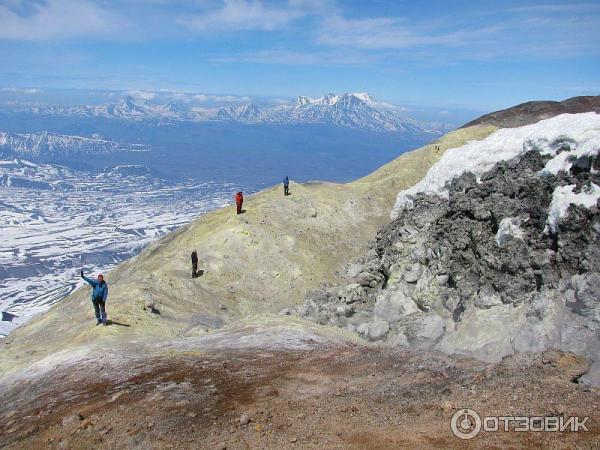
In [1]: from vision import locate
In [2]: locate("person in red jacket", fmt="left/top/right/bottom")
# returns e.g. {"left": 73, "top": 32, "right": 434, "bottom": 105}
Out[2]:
{"left": 235, "top": 191, "right": 244, "bottom": 214}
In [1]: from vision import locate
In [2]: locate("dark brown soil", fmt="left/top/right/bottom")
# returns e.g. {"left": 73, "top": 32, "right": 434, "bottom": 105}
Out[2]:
{"left": 461, "top": 96, "right": 600, "bottom": 129}
{"left": 1, "top": 345, "right": 599, "bottom": 449}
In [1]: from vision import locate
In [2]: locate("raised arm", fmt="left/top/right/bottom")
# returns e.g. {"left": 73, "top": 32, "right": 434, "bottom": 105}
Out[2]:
{"left": 80, "top": 271, "right": 96, "bottom": 287}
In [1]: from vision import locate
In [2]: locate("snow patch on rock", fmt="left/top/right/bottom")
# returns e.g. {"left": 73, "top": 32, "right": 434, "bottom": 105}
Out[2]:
{"left": 545, "top": 183, "right": 600, "bottom": 233}
{"left": 392, "top": 112, "right": 600, "bottom": 218}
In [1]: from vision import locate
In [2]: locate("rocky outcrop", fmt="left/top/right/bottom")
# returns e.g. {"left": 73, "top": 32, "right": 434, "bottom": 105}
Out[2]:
{"left": 296, "top": 139, "right": 600, "bottom": 383}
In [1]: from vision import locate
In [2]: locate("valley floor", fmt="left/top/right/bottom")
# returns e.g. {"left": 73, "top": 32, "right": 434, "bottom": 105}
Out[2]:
{"left": 1, "top": 337, "right": 598, "bottom": 449}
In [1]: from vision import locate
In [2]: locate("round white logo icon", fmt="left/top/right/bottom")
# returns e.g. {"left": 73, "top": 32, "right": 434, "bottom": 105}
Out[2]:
{"left": 451, "top": 408, "right": 482, "bottom": 439}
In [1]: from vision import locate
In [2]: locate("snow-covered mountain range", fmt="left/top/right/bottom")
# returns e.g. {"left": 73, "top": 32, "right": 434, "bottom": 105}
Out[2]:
{"left": 0, "top": 131, "right": 148, "bottom": 161}
{"left": 17, "top": 93, "right": 441, "bottom": 134}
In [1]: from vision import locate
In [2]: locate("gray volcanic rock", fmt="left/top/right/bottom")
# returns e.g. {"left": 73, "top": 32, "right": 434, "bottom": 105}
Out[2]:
{"left": 367, "top": 320, "right": 390, "bottom": 341}
{"left": 296, "top": 146, "right": 600, "bottom": 383}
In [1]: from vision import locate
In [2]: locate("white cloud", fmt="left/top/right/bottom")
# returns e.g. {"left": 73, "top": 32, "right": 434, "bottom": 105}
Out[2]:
{"left": 163, "top": 91, "right": 193, "bottom": 102}
{"left": 0, "top": 0, "right": 597, "bottom": 69}
{"left": 0, "top": 0, "right": 126, "bottom": 40}
{"left": 314, "top": 9, "right": 600, "bottom": 61}
{"left": 507, "top": 3, "right": 600, "bottom": 14}
{"left": 125, "top": 90, "right": 157, "bottom": 101}
{"left": 376, "top": 100, "right": 407, "bottom": 111}
{"left": 192, "top": 93, "right": 251, "bottom": 102}
{"left": 317, "top": 15, "right": 486, "bottom": 50}
{"left": 192, "top": 94, "right": 210, "bottom": 102}
{"left": 0, "top": 87, "right": 41, "bottom": 94}
{"left": 265, "top": 97, "right": 292, "bottom": 105}
{"left": 214, "top": 48, "right": 378, "bottom": 66}
{"left": 179, "top": 0, "right": 326, "bottom": 32}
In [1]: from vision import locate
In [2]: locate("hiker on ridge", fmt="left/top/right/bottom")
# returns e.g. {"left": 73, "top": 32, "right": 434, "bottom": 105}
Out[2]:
{"left": 191, "top": 250, "right": 199, "bottom": 278}
{"left": 283, "top": 176, "right": 290, "bottom": 196}
{"left": 80, "top": 270, "right": 108, "bottom": 326}
{"left": 235, "top": 191, "right": 244, "bottom": 215}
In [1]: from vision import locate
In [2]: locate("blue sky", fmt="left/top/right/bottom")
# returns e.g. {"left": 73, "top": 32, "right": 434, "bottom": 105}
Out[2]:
{"left": 0, "top": 0, "right": 599, "bottom": 111}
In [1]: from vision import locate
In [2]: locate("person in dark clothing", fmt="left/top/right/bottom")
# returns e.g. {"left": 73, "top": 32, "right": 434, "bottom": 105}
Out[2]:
{"left": 283, "top": 176, "right": 290, "bottom": 196}
{"left": 191, "top": 250, "right": 199, "bottom": 278}
{"left": 80, "top": 270, "right": 108, "bottom": 326}
{"left": 235, "top": 191, "right": 244, "bottom": 214}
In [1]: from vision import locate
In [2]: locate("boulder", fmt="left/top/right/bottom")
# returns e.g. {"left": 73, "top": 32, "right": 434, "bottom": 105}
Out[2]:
{"left": 474, "top": 284, "right": 504, "bottom": 309}
{"left": 335, "top": 304, "right": 354, "bottom": 318}
{"left": 411, "top": 314, "right": 445, "bottom": 349}
{"left": 337, "top": 283, "right": 365, "bottom": 304}
{"left": 367, "top": 321, "right": 390, "bottom": 341}
{"left": 387, "top": 331, "right": 409, "bottom": 346}
{"left": 356, "top": 323, "right": 369, "bottom": 335}
{"left": 568, "top": 273, "right": 600, "bottom": 322}
{"left": 354, "top": 272, "right": 380, "bottom": 288}
{"left": 373, "top": 288, "right": 418, "bottom": 322}
{"left": 403, "top": 264, "right": 423, "bottom": 283}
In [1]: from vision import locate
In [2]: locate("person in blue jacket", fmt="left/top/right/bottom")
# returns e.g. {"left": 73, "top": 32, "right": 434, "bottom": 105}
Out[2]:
{"left": 80, "top": 270, "right": 108, "bottom": 326}
{"left": 283, "top": 176, "right": 290, "bottom": 196}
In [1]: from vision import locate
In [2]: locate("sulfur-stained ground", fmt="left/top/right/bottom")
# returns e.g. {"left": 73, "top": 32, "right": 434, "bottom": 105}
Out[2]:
{"left": 0, "top": 125, "right": 497, "bottom": 378}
